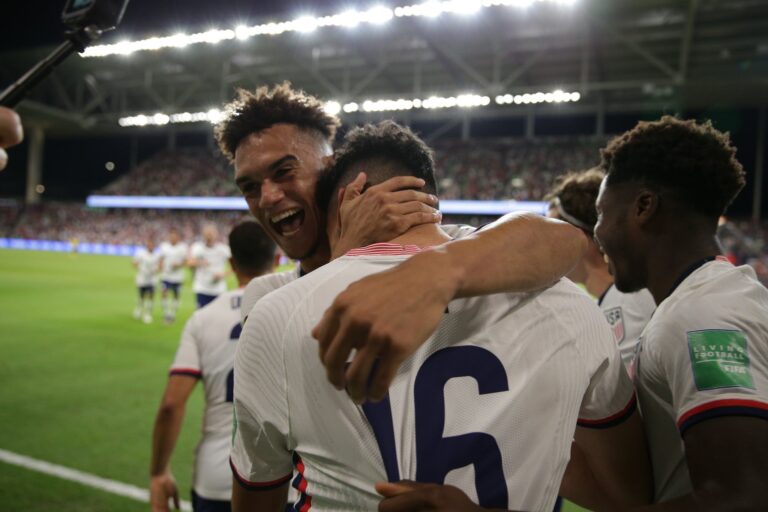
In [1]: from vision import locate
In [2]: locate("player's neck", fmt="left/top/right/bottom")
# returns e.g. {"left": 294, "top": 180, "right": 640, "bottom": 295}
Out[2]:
{"left": 299, "top": 240, "right": 331, "bottom": 273}
{"left": 388, "top": 223, "right": 452, "bottom": 249}
{"left": 645, "top": 232, "right": 722, "bottom": 304}
{"left": 584, "top": 265, "right": 613, "bottom": 299}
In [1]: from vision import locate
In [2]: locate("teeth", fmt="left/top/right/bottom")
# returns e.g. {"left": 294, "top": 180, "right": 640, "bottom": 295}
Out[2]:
{"left": 604, "top": 253, "right": 610, "bottom": 264}
{"left": 271, "top": 208, "right": 300, "bottom": 223}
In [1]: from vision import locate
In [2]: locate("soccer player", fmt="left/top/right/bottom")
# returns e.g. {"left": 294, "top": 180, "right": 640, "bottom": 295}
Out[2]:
{"left": 149, "top": 221, "right": 276, "bottom": 512}
{"left": 159, "top": 229, "right": 189, "bottom": 323}
{"left": 546, "top": 168, "right": 656, "bottom": 367}
{"left": 594, "top": 116, "right": 768, "bottom": 509}
{"left": 188, "top": 224, "right": 231, "bottom": 308}
{"left": 133, "top": 238, "right": 161, "bottom": 324}
{"left": 230, "top": 122, "right": 650, "bottom": 512}
{"left": 214, "top": 83, "right": 585, "bottom": 326}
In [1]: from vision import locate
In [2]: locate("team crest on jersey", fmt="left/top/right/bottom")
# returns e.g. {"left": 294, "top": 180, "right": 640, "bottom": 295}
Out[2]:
{"left": 603, "top": 307, "right": 625, "bottom": 343}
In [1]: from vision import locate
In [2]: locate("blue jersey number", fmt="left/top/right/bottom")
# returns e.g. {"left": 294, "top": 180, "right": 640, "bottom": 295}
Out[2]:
{"left": 362, "top": 345, "right": 509, "bottom": 508}
{"left": 225, "top": 323, "right": 241, "bottom": 403}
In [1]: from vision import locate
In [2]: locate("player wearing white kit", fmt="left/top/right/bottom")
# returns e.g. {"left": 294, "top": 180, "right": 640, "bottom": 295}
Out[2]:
{"left": 149, "top": 221, "right": 276, "bottom": 512}
{"left": 594, "top": 116, "right": 768, "bottom": 510}
{"left": 189, "top": 224, "right": 231, "bottom": 309}
{"left": 159, "top": 229, "right": 189, "bottom": 324}
{"left": 546, "top": 168, "right": 655, "bottom": 368}
{"left": 133, "top": 239, "right": 161, "bottom": 324}
{"left": 231, "top": 122, "right": 651, "bottom": 512}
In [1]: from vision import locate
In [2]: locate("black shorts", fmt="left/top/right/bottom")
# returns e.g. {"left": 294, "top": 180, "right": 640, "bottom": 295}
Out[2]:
{"left": 162, "top": 281, "right": 182, "bottom": 293}
{"left": 138, "top": 285, "right": 154, "bottom": 297}
{"left": 191, "top": 489, "right": 230, "bottom": 512}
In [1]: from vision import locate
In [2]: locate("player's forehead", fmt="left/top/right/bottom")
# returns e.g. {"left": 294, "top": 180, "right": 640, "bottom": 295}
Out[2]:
{"left": 234, "top": 124, "right": 328, "bottom": 178}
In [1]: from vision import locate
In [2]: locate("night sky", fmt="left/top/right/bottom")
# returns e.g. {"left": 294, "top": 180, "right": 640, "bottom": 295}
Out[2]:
{"left": 0, "top": 1, "right": 766, "bottom": 218}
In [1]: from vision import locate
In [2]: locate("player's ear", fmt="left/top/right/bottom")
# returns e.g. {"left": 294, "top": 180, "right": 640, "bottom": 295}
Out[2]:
{"left": 635, "top": 189, "right": 659, "bottom": 226}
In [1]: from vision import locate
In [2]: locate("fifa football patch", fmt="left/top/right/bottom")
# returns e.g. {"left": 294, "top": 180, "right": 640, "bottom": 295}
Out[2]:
{"left": 687, "top": 330, "right": 754, "bottom": 390}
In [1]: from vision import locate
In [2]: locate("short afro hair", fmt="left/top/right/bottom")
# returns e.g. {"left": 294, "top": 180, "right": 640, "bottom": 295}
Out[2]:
{"left": 545, "top": 167, "right": 604, "bottom": 232}
{"left": 317, "top": 121, "right": 437, "bottom": 212}
{"left": 600, "top": 116, "right": 746, "bottom": 218}
{"left": 215, "top": 82, "right": 340, "bottom": 162}
{"left": 228, "top": 221, "right": 276, "bottom": 276}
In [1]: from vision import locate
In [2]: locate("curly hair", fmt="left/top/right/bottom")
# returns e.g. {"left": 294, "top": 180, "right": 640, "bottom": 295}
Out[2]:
{"left": 317, "top": 121, "right": 437, "bottom": 212}
{"left": 600, "top": 115, "right": 746, "bottom": 218}
{"left": 214, "top": 82, "right": 340, "bottom": 162}
{"left": 544, "top": 168, "right": 604, "bottom": 231}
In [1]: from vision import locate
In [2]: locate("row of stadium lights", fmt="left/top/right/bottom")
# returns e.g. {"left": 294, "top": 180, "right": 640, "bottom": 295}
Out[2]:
{"left": 117, "top": 89, "right": 581, "bottom": 127}
{"left": 82, "top": 0, "right": 577, "bottom": 58}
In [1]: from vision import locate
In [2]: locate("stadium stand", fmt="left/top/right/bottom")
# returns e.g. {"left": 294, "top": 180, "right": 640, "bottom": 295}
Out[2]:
{"left": 8, "top": 202, "right": 249, "bottom": 246}
{"left": 97, "top": 148, "right": 240, "bottom": 197}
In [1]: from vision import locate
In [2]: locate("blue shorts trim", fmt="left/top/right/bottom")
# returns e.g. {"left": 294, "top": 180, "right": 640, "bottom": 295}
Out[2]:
{"left": 196, "top": 293, "right": 217, "bottom": 308}
{"left": 162, "top": 281, "right": 182, "bottom": 292}
{"left": 191, "top": 489, "right": 230, "bottom": 512}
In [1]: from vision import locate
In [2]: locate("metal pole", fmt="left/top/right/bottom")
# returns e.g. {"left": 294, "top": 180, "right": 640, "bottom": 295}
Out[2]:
{"left": 25, "top": 128, "right": 45, "bottom": 205}
{"left": 753, "top": 107, "right": 766, "bottom": 221}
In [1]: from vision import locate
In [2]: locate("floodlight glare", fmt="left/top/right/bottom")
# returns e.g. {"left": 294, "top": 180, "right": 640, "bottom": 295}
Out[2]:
{"left": 324, "top": 101, "right": 342, "bottom": 115}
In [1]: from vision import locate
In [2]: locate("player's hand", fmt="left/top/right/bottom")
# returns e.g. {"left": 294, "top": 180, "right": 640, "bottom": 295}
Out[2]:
{"left": 150, "top": 473, "right": 180, "bottom": 511}
{"left": 331, "top": 172, "right": 440, "bottom": 259}
{"left": 312, "top": 248, "right": 460, "bottom": 403}
{"left": 377, "top": 481, "right": 484, "bottom": 512}
{"left": 0, "top": 107, "right": 23, "bottom": 171}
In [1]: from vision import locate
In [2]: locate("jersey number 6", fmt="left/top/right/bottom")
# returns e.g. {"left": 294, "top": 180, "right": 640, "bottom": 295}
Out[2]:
{"left": 362, "top": 345, "right": 509, "bottom": 508}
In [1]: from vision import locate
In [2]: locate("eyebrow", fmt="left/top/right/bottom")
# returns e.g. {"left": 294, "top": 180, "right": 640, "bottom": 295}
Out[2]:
{"left": 235, "top": 155, "right": 299, "bottom": 187}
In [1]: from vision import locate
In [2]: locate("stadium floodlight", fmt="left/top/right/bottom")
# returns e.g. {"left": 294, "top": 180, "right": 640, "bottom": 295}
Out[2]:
{"left": 324, "top": 101, "right": 342, "bottom": 115}
{"left": 117, "top": 89, "right": 580, "bottom": 126}
{"left": 82, "top": 0, "right": 576, "bottom": 58}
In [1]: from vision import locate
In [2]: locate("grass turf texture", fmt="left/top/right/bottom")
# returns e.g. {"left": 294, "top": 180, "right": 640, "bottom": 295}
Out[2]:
{"left": 0, "top": 250, "right": 588, "bottom": 512}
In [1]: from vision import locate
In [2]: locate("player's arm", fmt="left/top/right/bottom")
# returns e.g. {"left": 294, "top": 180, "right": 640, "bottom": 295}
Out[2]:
{"left": 559, "top": 410, "right": 652, "bottom": 511}
{"left": 331, "top": 172, "right": 440, "bottom": 258}
{"left": 628, "top": 417, "right": 768, "bottom": 511}
{"left": 314, "top": 212, "right": 587, "bottom": 401}
{"left": 376, "top": 481, "right": 516, "bottom": 511}
{"left": 149, "top": 375, "right": 198, "bottom": 512}
{"left": 232, "top": 480, "right": 289, "bottom": 512}
{"left": 0, "top": 107, "right": 23, "bottom": 170}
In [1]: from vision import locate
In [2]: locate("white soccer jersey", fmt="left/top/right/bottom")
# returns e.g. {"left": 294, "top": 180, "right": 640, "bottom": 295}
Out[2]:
{"left": 635, "top": 258, "right": 768, "bottom": 502}
{"left": 239, "top": 224, "right": 477, "bottom": 325}
{"left": 190, "top": 242, "right": 231, "bottom": 295}
{"left": 598, "top": 285, "right": 656, "bottom": 368}
{"left": 159, "top": 241, "right": 189, "bottom": 283}
{"left": 170, "top": 289, "right": 244, "bottom": 501}
{"left": 134, "top": 248, "right": 161, "bottom": 287}
{"left": 231, "top": 243, "right": 635, "bottom": 511}
{"left": 240, "top": 269, "right": 300, "bottom": 325}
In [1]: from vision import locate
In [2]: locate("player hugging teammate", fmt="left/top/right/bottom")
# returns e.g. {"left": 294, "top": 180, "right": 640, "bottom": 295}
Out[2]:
{"left": 148, "top": 82, "right": 768, "bottom": 512}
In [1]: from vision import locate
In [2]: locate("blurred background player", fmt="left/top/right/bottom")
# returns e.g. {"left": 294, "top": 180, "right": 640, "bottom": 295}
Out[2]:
{"left": 149, "top": 221, "right": 276, "bottom": 512}
{"left": 188, "top": 224, "right": 231, "bottom": 308}
{"left": 133, "top": 238, "right": 161, "bottom": 324}
{"left": 594, "top": 116, "right": 768, "bottom": 509}
{"left": 545, "top": 168, "right": 656, "bottom": 367}
{"left": 159, "top": 229, "right": 189, "bottom": 324}
{"left": 230, "top": 122, "right": 650, "bottom": 512}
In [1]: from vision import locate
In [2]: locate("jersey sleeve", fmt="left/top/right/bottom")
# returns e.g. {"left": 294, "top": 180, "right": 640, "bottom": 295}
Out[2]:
{"left": 169, "top": 313, "right": 202, "bottom": 378}
{"left": 230, "top": 295, "right": 293, "bottom": 490}
{"left": 576, "top": 300, "right": 637, "bottom": 428}
{"left": 646, "top": 313, "right": 768, "bottom": 436}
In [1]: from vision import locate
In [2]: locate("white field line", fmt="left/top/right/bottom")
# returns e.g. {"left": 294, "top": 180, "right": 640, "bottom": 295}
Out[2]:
{"left": 0, "top": 448, "right": 192, "bottom": 511}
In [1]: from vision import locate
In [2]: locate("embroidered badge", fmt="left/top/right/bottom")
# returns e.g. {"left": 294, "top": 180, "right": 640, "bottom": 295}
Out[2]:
{"left": 687, "top": 330, "right": 754, "bottom": 390}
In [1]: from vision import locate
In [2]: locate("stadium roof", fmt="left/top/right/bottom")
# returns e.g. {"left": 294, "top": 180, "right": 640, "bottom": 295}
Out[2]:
{"left": 3, "top": 0, "right": 768, "bottom": 135}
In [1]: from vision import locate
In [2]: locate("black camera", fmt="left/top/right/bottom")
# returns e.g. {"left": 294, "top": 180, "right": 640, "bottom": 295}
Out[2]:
{"left": 62, "top": 0, "right": 129, "bottom": 32}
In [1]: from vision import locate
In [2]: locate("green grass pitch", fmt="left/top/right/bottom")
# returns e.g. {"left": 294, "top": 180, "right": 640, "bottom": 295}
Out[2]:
{"left": 0, "top": 249, "right": 588, "bottom": 511}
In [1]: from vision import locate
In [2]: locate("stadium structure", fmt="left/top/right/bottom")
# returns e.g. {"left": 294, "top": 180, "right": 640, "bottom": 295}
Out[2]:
{"left": 0, "top": 0, "right": 766, "bottom": 261}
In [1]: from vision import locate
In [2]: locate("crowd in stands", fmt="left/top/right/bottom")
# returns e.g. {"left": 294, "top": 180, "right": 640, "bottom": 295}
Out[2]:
{"left": 98, "top": 148, "right": 240, "bottom": 197}
{"left": 6, "top": 202, "right": 249, "bottom": 246}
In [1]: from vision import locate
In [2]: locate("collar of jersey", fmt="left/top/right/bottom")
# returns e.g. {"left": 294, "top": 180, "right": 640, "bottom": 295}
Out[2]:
{"left": 667, "top": 255, "right": 730, "bottom": 296}
{"left": 345, "top": 242, "right": 424, "bottom": 257}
